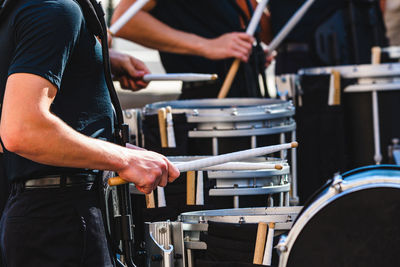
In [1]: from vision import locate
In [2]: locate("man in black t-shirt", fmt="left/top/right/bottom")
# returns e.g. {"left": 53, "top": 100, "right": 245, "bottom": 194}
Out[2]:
{"left": 112, "top": 0, "right": 274, "bottom": 99}
{"left": 0, "top": 0, "right": 180, "bottom": 266}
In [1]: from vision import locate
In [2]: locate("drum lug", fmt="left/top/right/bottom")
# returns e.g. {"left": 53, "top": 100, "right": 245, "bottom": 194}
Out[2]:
{"left": 231, "top": 108, "right": 238, "bottom": 116}
{"left": 191, "top": 109, "right": 199, "bottom": 116}
{"left": 276, "top": 235, "right": 288, "bottom": 254}
{"left": 198, "top": 216, "right": 206, "bottom": 224}
{"left": 330, "top": 174, "right": 343, "bottom": 193}
{"left": 239, "top": 217, "right": 246, "bottom": 224}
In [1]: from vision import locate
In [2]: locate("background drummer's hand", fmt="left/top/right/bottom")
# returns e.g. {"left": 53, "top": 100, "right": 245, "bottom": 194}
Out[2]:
{"left": 117, "top": 148, "right": 180, "bottom": 194}
{"left": 109, "top": 49, "right": 150, "bottom": 91}
{"left": 200, "top": 32, "right": 254, "bottom": 62}
{"left": 264, "top": 47, "right": 277, "bottom": 68}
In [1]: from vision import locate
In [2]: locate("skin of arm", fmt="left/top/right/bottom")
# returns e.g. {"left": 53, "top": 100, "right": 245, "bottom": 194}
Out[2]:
{"left": 0, "top": 73, "right": 180, "bottom": 193}
{"left": 111, "top": 0, "right": 255, "bottom": 62}
{"left": 109, "top": 49, "right": 150, "bottom": 90}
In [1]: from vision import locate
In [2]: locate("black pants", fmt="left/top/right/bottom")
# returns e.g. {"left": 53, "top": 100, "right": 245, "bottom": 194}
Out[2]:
{"left": 0, "top": 182, "right": 113, "bottom": 267}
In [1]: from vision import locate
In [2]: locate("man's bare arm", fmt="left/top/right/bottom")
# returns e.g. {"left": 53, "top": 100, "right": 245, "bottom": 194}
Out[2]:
{"left": 111, "top": 0, "right": 254, "bottom": 62}
{"left": 0, "top": 73, "right": 179, "bottom": 193}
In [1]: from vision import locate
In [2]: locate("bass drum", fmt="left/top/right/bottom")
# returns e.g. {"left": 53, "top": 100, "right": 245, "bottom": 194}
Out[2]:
{"left": 278, "top": 165, "right": 400, "bottom": 267}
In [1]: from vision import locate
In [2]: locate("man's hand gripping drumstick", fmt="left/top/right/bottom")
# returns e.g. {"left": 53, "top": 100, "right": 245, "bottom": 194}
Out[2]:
{"left": 121, "top": 143, "right": 180, "bottom": 194}
{"left": 109, "top": 142, "right": 298, "bottom": 187}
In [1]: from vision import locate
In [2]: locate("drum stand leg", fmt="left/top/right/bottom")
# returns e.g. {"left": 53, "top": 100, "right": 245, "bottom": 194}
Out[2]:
{"left": 279, "top": 192, "right": 284, "bottom": 207}
{"left": 251, "top": 135, "right": 257, "bottom": 149}
{"left": 267, "top": 195, "right": 274, "bottom": 207}
{"left": 186, "top": 249, "right": 194, "bottom": 267}
{"left": 233, "top": 195, "right": 240, "bottom": 209}
{"left": 284, "top": 192, "right": 290, "bottom": 206}
{"left": 212, "top": 137, "right": 218, "bottom": 156}
{"left": 290, "top": 130, "right": 299, "bottom": 204}
{"left": 280, "top": 133, "right": 286, "bottom": 159}
{"left": 372, "top": 90, "right": 383, "bottom": 165}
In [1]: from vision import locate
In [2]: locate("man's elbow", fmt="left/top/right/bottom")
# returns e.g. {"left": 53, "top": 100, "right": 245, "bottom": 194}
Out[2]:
{"left": 0, "top": 124, "right": 29, "bottom": 154}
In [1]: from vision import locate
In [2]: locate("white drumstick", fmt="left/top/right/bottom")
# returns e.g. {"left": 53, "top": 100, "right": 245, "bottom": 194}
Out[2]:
{"left": 266, "top": 0, "right": 315, "bottom": 55}
{"left": 166, "top": 106, "right": 176, "bottom": 148}
{"left": 175, "top": 142, "right": 297, "bottom": 172}
{"left": 157, "top": 186, "right": 166, "bottom": 207}
{"left": 196, "top": 171, "right": 204, "bottom": 205}
{"left": 109, "top": 0, "right": 150, "bottom": 35}
{"left": 246, "top": 0, "right": 269, "bottom": 35}
{"left": 143, "top": 73, "right": 218, "bottom": 82}
{"left": 263, "top": 222, "right": 275, "bottom": 265}
{"left": 108, "top": 142, "right": 298, "bottom": 186}
{"left": 170, "top": 162, "right": 283, "bottom": 171}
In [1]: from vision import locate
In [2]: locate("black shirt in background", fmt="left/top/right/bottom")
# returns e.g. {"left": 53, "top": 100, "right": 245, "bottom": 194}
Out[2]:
{"left": 150, "top": 0, "right": 266, "bottom": 98}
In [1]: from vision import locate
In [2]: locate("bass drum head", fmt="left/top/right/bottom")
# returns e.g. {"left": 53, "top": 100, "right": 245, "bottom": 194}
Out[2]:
{"left": 285, "top": 165, "right": 400, "bottom": 267}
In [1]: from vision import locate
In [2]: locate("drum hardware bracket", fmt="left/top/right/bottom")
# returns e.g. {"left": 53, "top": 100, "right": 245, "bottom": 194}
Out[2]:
{"left": 330, "top": 175, "right": 344, "bottom": 193}
{"left": 388, "top": 138, "right": 400, "bottom": 165}
{"left": 276, "top": 235, "right": 288, "bottom": 254}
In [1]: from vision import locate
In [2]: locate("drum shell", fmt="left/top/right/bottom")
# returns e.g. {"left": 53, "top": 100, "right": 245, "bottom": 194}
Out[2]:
{"left": 296, "top": 72, "right": 400, "bottom": 201}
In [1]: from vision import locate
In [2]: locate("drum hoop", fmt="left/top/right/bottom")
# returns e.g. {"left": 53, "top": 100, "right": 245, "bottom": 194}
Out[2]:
{"left": 279, "top": 177, "right": 400, "bottom": 266}
{"left": 144, "top": 98, "right": 294, "bottom": 118}
{"left": 298, "top": 63, "right": 400, "bottom": 79}
{"left": 179, "top": 206, "right": 302, "bottom": 225}
{"left": 294, "top": 165, "right": 400, "bottom": 224}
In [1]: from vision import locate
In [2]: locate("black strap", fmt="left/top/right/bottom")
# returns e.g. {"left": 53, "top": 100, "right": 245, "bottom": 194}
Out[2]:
{"left": 77, "top": 0, "right": 125, "bottom": 145}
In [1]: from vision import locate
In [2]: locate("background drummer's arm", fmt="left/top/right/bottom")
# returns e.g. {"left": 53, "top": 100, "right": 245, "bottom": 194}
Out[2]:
{"left": 111, "top": 0, "right": 254, "bottom": 62}
{"left": 109, "top": 49, "right": 150, "bottom": 91}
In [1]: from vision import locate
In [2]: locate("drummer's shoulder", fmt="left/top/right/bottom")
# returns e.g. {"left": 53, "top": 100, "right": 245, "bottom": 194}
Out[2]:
{"left": 12, "top": 0, "right": 84, "bottom": 35}
{"left": 14, "top": 0, "right": 83, "bottom": 23}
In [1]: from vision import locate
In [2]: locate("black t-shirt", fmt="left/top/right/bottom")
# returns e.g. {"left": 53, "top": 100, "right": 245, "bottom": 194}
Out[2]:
{"left": 0, "top": 0, "right": 114, "bottom": 182}
{"left": 150, "top": 0, "right": 265, "bottom": 98}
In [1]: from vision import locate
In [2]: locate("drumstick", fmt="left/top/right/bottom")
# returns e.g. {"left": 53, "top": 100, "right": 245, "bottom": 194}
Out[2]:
{"left": 107, "top": 142, "right": 297, "bottom": 186}
{"left": 165, "top": 106, "right": 176, "bottom": 148}
{"left": 196, "top": 171, "right": 204, "bottom": 205}
{"left": 186, "top": 171, "right": 196, "bottom": 205}
{"left": 171, "top": 162, "right": 283, "bottom": 171}
{"left": 145, "top": 192, "right": 155, "bottom": 208}
{"left": 262, "top": 222, "right": 275, "bottom": 265}
{"left": 217, "top": 0, "right": 270, "bottom": 99}
{"left": 109, "top": 0, "right": 150, "bottom": 35}
{"left": 265, "top": 0, "right": 315, "bottom": 55}
{"left": 371, "top": 46, "right": 381, "bottom": 64}
{"left": 253, "top": 222, "right": 268, "bottom": 264}
{"left": 158, "top": 108, "right": 168, "bottom": 148}
{"left": 157, "top": 187, "right": 166, "bottom": 208}
{"left": 143, "top": 73, "right": 218, "bottom": 82}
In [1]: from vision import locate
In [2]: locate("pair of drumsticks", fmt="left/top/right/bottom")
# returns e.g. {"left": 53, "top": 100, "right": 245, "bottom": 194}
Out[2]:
{"left": 254, "top": 222, "right": 276, "bottom": 265}
{"left": 146, "top": 107, "right": 176, "bottom": 208}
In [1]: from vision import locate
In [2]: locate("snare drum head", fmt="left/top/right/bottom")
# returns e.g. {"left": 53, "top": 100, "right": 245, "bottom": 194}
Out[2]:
{"left": 284, "top": 165, "right": 400, "bottom": 267}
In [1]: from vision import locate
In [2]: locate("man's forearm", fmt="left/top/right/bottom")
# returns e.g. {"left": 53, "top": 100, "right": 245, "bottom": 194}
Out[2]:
{"left": 3, "top": 109, "right": 129, "bottom": 173}
{"left": 112, "top": 9, "right": 208, "bottom": 57}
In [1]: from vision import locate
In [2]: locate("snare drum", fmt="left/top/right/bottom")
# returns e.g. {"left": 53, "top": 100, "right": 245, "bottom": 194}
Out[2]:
{"left": 277, "top": 165, "right": 400, "bottom": 267}
{"left": 145, "top": 206, "right": 302, "bottom": 267}
{"left": 142, "top": 98, "right": 298, "bottom": 200}
{"left": 167, "top": 156, "right": 291, "bottom": 208}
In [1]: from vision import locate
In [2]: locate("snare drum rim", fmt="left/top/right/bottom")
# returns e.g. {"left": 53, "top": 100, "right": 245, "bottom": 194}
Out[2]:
{"left": 143, "top": 98, "right": 295, "bottom": 123}
{"left": 298, "top": 63, "right": 400, "bottom": 79}
{"left": 278, "top": 165, "right": 400, "bottom": 267}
